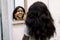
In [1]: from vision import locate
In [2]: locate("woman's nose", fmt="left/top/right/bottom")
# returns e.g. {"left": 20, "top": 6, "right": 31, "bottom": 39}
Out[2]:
{"left": 19, "top": 11, "right": 22, "bottom": 13}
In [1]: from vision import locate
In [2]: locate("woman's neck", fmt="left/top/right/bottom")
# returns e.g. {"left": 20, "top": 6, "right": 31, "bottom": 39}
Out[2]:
{"left": 16, "top": 17, "right": 23, "bottom": 20}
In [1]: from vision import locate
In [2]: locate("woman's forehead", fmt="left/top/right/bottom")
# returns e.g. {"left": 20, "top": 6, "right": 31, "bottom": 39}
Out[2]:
{"left": 17, "top": 8, "right": 23, "bottom": 11}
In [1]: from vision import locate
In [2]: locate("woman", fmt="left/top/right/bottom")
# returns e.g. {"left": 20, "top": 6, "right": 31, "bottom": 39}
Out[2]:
{"left": 23, "top": 1, "right": 56, "bottom": 40}
{"left": 13, "top": 6, "right": 26, "bottom": 21}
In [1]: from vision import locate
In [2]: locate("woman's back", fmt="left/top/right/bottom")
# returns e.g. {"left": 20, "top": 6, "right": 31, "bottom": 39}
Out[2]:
{"left": 23, "top": 1, "right": 56, "bottom": 40}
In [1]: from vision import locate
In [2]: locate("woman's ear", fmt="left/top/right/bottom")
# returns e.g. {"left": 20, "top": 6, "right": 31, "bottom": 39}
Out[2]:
{"left": 22, "top": 35, "right": 29, "bottom": 40}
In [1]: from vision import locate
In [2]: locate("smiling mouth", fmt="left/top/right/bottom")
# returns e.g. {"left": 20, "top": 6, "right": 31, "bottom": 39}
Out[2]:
{"left": 17, "top": 14, "right": 23, "bottom": 17}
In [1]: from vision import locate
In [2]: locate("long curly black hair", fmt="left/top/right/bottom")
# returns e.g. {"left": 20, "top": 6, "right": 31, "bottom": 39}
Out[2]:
{"left": 25, "top": 1, "right": 55, "bottom": 40}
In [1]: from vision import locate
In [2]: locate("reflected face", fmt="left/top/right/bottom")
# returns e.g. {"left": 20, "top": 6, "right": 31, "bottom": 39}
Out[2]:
{"left": 15, "top": 8, "right": 24, "bottom": 18}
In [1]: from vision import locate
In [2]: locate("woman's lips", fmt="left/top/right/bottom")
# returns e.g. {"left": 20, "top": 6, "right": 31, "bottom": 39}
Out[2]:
{"left": 17, "top": 13, "right": 23, "bottom": 17}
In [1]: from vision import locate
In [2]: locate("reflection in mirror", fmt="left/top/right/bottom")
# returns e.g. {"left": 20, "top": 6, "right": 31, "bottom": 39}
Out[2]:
{"left": 12, "top": 0, "right": 26, "bottom": 25}
{"left": 12, "top": 6, "right": 26, "bottom": 25}
{"left": 13, "top": 6, "right": 26, "bottom": 21}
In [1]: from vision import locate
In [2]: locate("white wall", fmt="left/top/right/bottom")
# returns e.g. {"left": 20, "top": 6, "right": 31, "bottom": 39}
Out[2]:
{"left": 13, "top": 24, "right": 26, "bottom": 40}
{"left": 27, "top": 0, "right": 48, "bottom": 11}
{"left": 15, "top": 0, "right": 24, "bottom": 8}
{"left": 1, "top": 0, "right": 9, "bottom": 40}
{"left": 1, "top": 0, "right": 14, "bottom": 40}
{"left": 49, "top": 0, "right": 60, "bottom": 40}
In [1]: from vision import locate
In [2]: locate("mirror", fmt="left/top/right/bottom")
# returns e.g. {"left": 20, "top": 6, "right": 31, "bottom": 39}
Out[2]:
{"left": 12, "top": 0, "right": 27, "bottom": 25}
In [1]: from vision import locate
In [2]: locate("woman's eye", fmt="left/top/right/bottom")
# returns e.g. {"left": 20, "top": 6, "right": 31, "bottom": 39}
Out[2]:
{"left": 21, "top": 10, "right": 23, "bottom": 12}
{"left": 17, "top": 10, "right": 23, "bottom": 12}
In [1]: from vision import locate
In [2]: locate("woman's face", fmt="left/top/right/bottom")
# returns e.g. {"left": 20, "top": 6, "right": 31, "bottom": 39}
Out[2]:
{"left": 15, "top": 8, "right": 24, "bottom": 18}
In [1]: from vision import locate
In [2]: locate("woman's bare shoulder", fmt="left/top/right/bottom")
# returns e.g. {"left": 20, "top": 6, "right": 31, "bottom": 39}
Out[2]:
{"left": 22, "top": 35, "right": 29, "bottom": 40}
